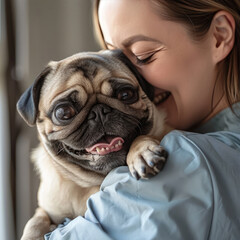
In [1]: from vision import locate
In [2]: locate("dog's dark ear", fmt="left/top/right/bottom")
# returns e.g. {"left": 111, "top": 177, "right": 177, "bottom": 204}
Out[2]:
{"left": 17, "top": 66, "right": 52, "bottom": 126}
{"left": 111, "top": 50, "right": 154, "bottom": 101}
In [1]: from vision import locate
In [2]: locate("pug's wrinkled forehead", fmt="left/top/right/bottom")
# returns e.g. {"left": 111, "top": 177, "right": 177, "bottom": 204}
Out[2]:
{"left": 40, "top": 50, "right": 141, "bottom": 106}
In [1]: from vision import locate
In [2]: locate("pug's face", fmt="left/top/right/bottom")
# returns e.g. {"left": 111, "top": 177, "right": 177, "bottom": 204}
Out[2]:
{"left": 17, "top": 50, "right": 155, "bottom": 176}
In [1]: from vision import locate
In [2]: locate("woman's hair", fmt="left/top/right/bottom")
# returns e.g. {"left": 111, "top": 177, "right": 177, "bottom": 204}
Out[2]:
{"left": 93, "top": 0, "right": 240, "bottom": 107}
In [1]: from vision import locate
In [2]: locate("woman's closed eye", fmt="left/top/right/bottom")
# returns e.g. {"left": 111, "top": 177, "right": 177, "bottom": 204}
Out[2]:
{"left": 135, "top": 53, "right": 155, "bottom": 65}
{"left": 134, "top": 48, "right": 162, "bottom": 66}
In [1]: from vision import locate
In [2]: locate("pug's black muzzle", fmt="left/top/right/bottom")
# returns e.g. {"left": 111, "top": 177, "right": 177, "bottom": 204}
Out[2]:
{"left": 51, "top": 103, "right": 148, "bottom": 175}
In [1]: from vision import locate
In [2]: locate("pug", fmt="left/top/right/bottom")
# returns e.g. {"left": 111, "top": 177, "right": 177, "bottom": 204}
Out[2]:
{"left": 17, "top": 50, "right": 171, "bottom": 240}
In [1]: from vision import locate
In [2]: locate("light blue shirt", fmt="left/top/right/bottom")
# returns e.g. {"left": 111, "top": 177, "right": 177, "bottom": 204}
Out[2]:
{"left": 45, "top": 103, "right": 240, "bottom": 240}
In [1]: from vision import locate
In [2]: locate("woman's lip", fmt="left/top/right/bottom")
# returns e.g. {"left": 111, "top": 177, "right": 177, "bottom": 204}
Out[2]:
{"left": 153, "top": 91, "right": 171, "bottom": 105}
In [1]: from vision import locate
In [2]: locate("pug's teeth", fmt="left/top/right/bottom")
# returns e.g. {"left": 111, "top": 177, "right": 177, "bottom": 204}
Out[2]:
{"left": 101, "top": 148, "right": 105, "bottom": 152}
{"left": 118, "top": 141, "right": 122, "bottom": 146}
{"left": 106, "top": 147, "right": 109, "bottom": 151}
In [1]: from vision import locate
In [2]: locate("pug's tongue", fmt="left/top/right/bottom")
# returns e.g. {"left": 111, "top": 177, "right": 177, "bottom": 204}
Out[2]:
{"left": 86, "top": 136, "right": 124, "bottom": 155}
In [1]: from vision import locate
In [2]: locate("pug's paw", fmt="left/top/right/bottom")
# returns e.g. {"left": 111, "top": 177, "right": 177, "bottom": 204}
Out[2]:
{"left": 127, "top": 136, "right": 168, "bottom": 180}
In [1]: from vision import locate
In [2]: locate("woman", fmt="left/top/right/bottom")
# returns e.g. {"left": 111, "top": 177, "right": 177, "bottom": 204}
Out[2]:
{"left": 45, "top": 0, "right": 240, "bottom": 239}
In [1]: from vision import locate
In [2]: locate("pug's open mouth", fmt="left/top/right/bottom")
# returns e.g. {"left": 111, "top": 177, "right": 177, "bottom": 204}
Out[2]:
{"left": 62, "top": 135, "right": 125, "bottom": 159}
{"left": 86, "top": 136, "right": 124, "bottom": 155}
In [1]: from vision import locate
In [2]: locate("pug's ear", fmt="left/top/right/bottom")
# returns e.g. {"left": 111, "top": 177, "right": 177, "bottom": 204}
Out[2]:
{"left": 111, "top": 49, "right": 155, "bottom": 101}
{"left": 17, "top": 66, "right": 52, "bottom": 126}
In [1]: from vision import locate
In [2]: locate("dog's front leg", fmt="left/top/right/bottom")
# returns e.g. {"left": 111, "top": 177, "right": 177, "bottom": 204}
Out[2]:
{"left": 127, "top": 135, "right": 168, "bottom": 180}
{"left": 21, "top": 207, "right": 55, "bottom": 240}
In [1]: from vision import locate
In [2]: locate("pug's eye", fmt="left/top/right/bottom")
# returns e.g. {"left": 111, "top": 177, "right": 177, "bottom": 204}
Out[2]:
{"left": 116, "top": 87, "right": 138, "bottom": 104}
{"left": 53, "top": 103, "right": 77, "bottom": 124}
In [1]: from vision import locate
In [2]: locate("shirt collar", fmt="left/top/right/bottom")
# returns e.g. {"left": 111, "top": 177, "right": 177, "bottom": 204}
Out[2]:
{"left": 194, "top": 102, "right": 240, "bottom": 133}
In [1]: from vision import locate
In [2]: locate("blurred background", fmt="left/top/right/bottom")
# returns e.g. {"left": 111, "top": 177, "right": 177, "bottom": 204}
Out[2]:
{"left": 0, "top": 0, "right": 100, "bottom": 239}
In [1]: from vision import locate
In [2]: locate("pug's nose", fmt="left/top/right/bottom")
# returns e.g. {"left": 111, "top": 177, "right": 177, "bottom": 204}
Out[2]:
{"left": 87, "top": 104, "right": 112, "bottom": 121}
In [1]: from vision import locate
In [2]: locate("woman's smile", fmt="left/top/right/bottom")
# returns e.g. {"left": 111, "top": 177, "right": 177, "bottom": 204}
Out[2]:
{"left": 153, "top": 90, "right": 171, "bottom": 105}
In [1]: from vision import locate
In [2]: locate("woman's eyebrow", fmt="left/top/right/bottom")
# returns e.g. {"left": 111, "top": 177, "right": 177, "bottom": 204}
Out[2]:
{"left": 122, "top": 35, "right": 160, "bottom": 47}
{"left": 105, "top": 35, "right": 160, "bottom": 49}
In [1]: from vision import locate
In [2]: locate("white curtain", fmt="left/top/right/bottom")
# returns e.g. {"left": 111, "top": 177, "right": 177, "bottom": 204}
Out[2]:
{"left": 0, "top": 1, "right": 15, "bottom": 238}
{"left": 0, "top": 84, "right": 15, "bottom": 240}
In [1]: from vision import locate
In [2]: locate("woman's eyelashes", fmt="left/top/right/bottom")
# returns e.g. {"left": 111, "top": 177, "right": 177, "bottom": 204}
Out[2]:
{"left": 135, "top": 53, "right": 155, "bottom": 65}
{"left": 134, "top": 49, "right": 162, "bottom": 65}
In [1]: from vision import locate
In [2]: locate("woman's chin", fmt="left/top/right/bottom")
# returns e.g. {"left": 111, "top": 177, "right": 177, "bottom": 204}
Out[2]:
{"left": 155, "top": 96, "right": 186, "bottom": 130}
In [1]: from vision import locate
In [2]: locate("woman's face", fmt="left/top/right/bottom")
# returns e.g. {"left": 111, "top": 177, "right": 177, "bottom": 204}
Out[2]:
{"left": 98, "top": 0, "right": 223, "bottom": 130}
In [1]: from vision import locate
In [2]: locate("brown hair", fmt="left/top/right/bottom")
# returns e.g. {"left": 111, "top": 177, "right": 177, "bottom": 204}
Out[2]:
{"left": 93, "top": 0, "right": 240, "bottom": 107}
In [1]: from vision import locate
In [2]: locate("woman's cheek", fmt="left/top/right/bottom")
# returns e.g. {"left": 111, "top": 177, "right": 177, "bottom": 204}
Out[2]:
{"left": 140, "top": 62, "right": 175, "bottom": 89}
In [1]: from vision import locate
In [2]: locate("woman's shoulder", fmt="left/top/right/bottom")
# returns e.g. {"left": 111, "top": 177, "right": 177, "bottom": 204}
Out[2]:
{"left": 162, "top": 129, "right": 240, "bottom": 157}
{"left": 160, "top": 130, "right": 240, "bottom": 180}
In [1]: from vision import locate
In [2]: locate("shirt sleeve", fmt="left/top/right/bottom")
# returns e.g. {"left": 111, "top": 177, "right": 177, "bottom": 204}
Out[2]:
{"left": 45, "top": 130, "right": 240, "bottom": 240}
